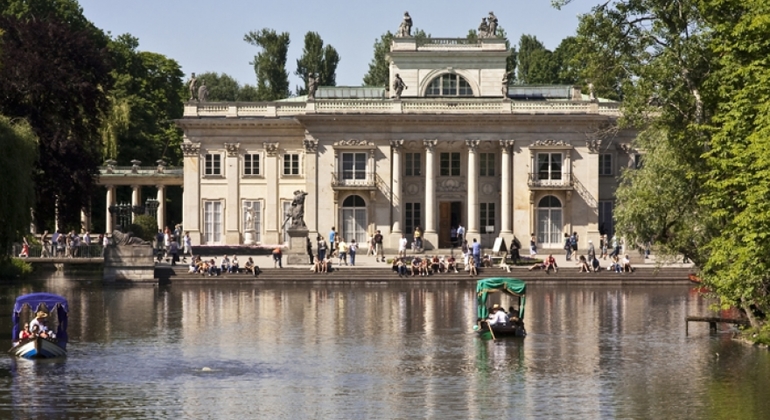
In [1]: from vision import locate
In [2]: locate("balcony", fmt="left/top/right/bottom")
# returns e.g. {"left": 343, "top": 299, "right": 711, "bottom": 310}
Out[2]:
{"left": 527, "top": 172, "right": 573, "bottom": 190}
{"left": 331, "top": 171, "right": 378, "bottom": 190}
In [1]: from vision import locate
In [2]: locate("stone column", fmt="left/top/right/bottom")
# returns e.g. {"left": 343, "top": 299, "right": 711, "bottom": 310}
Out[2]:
{"left": 181, "top": 142, "right": 201, "bottom": 244}
{"left": 391, "top": 139, "right": 404, "bottom": 233}
{"left": 131, "top": 185, "right": 141, "bottom": 223}
{"left": 424, "top": 140, "right": 437, "bottom": 235}
{"left": 466, "top": 139, "right": 480, "bottom": 237}
{"left": 156, "top": 185, "right": 166, "bottom": 232}
{"left": 80, "top": 209, "right": 91, "bottom": 233}
{"left": 264, "top": 142, "right": 280, "bottom": 244}
{"left": 500, "top": 140, "right": 515, "bottom": 235}
{"left": 224, "top": 142, "right": 241, "bottom": 244}
{"left": 106, "top": 185, "right": 116, "bottom": 233}
{"left": 304, "top": 133, "right": 319, "bottom": 238}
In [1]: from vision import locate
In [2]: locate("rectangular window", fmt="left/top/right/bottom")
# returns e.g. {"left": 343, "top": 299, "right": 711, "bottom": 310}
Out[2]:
{"left": 244, "top": 154, "right": 260, "bottom": 176}
{"left": 405, "top": 153, "right": 422, "bottom": 176}
{"left": 537, "top": 153, "right": 562, "bottom": 181}
{"left": 440, "top": 152, "right": 461, "bottom": 176}
{"left": 204, "top": 154, "right": 221, "bottom": 176}
{"left": 598, "top": 201, "right": 614, "bottom": 237}
{"left": 405, "top": 202, "right": 421, "bottom": 234}
{"left": 242, "top": 200, "right": 261, "bottom": 243}
{"left": 203, "top": 201, "right": 223, "bottom": 244}
{"left": 283, "top": 153, "right": 300, "bottom": 175}
{"left": 341, "top": 152, "right": 367, "bottom": 180}
{"left": 599, "top": 154, "right": 613, "bottom": 176}
{"left": 480, "top": 203, "right": 496, "bottom": 232}
{"left": 480, "top": 153, "right": 496, "bottom": 177}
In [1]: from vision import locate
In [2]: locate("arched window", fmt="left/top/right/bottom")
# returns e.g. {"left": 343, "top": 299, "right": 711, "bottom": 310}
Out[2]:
{"left": 537, "top": 195, "right": 562, "bottom": 246}
{"left": 425, "top": 74, "right": 473, "bottom": 97}
{"left": 341, "top": 195, "right": 367, "bottom": 244}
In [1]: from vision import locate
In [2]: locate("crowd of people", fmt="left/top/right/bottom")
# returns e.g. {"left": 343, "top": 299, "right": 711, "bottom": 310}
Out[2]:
{"left": 14, "top": 310, "right": 56, "bottom": 346}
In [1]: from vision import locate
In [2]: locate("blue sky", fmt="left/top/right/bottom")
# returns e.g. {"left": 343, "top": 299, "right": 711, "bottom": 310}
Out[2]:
{"left": 78, "top": 0, "right": 595, "bottom": 90}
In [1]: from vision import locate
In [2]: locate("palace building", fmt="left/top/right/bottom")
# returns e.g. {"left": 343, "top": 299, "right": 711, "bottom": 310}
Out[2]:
{"left": 174, "top": 35, "right": 635, "bottom": 251}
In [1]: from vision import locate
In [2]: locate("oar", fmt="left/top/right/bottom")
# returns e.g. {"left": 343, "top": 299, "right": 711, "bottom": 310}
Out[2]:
{"left": 486, "top": 320, "right": 496, "bottom": 341}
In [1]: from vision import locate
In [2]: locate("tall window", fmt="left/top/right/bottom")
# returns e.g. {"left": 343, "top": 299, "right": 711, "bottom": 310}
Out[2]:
{"left": 242, "top": 200, "right": 261, "bottom": 243}
{"left": 405, "top": 152, "right": 421, "bottom": 176}
{"left": 204, "top": 154, "right": 221, "bottom": 176}
{"left": 405, "top": 202, "right": 421, "bottom": 234}
{"left": 440, "top": 152, "right": 461, "bottom": 176}
{"left": 425, "top": 74, "right": 473, "bottom": 97}
{"left": 244, "top": 154, "right": 260, "bottom": 176}
{"left": 598, "top": 200, "right": 614, "bottom": 237}
{"left": 341, "top": 152, "right": 367, "bottom": 180}
{"left": 341, "top": 195, "right": 367, "bottom": 244}
{"left": 537, "top": 153, "right": 562, "bottom": 181}
{"left": 203, "top": 201, "right": 223, "bottom": 244}
{"left": 480, "top": 203, "right": 496, "bottom": 231}
{"left": 537, "top": 195, "right": 562, "bottom": 245}
{"left": 599, "top": 154, "right": 612, "bottom": 176}
{"left": 283, "top": 153, "right": 300, "bottom": 175}
{"left": 480, "top": 153, "right": 496, "bottom": 177}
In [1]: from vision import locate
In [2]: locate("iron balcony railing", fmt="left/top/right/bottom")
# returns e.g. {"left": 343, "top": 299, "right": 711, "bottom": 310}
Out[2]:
{"left": 331, "top": 171, "right": 377, "bottom": 189}
{"left": 527, "top": 172, "right": 573, "bottom": 189}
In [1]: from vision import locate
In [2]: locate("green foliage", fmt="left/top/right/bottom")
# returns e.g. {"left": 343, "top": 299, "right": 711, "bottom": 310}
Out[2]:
{"left": 244, "top": 28, "right": 290, "bottom": 100}
{"left": 238, "top": 84, "right": 259, "bottom": 102}
{"left": 196, "top": 72, "right": 241, "bottom": 102}
{"left": 0, "top": 116, "right": 37, "bottom": 258}
{"left": 517, "top": 35, "right": 553, "bottom": 84}
{"left": 295, "top": 31, "right": 340, "bottom": 96}
{"left": 362, "top": 31, "right": 394, "bottom": 87}
{"left": 0, "top": 257, "right": 33, "bottom": 279}
{"left": 132, "top": 214, "right": 157, "bottom": 242}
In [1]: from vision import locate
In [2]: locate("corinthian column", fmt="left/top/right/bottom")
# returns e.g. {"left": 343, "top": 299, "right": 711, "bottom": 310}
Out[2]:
{"left": 391, "top": 139, "right": 404, "bottom": 233}
{"left": 500, "top": 140, "right": 515, "bottom": 235}
{"left": 466, "top": 139, "right": 480, "bottom": 235}
{"left": 424, "top": 140, "right": 437, "bottom": 234}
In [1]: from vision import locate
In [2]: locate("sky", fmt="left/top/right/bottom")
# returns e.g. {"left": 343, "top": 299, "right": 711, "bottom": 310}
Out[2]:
{"left": 77, "top": 0, "right": 596, "bottom": 91}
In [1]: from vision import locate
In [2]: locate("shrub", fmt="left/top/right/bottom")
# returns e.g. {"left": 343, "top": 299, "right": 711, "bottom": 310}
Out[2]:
{"left": 132, "top": 215, "right": 158, "bottom": 242}
{"left": 0, "top": 257, "right": 33, "bottom": 279}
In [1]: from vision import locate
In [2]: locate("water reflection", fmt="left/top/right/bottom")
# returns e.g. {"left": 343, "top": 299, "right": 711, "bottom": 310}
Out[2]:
{"left": 0, "top": 276, "right": 768, "bottom": 419}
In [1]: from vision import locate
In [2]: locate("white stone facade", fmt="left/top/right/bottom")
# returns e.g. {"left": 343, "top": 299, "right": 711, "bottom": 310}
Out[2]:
{"left": 175, "top": 37, "right": 636, "bottom": 252}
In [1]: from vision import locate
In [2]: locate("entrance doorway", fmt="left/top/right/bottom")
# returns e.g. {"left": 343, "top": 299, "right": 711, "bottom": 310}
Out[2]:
{"left": 439, "top": 201, "right": 462, "bottom": 248}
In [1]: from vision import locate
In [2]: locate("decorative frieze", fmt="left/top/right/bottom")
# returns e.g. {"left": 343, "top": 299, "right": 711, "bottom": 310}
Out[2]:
{"left": 533, "top": 139, "right": 568, "bottom": 147}
{"left": 264, "top": 142, "right": 280, "bottom": 157}
{"left": 181, "top": 142, "right": 201, "bottom": 157}
{"left": 224, "top": 142, "right": 240, "bottom": 157}
{"left": 333, "top": 139, "right": 376, "bottom": 149}
{"left": 437, "top": 178, "right": 466, "bottom": 192}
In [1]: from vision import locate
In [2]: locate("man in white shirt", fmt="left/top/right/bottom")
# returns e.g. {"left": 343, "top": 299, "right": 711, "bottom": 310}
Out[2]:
{"left": 398, "top": 235, "right": 408, "bottom": 258}
{"left": 489, "top": 305, "right": 509, "bottom": 326}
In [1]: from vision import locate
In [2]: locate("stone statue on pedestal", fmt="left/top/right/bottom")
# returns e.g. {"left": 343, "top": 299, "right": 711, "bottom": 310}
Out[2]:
{"left": 396, "top": 12, "right": 412, "bottom": 37}
{"left": 243, "top": 203, "right": 257, "bottom": 245}
{"left": 393, "top": 74, "right": 407, "bottom": 100}
{"left": 285, "top": 190, "right": 309, "bottom": 229}
{"left": 188, "top": 72, "right": 197, "bottom": 102}
{"left": 307, "top": 74, "right": 319, "bottom": 100}
{"left": 198, "top": 80, "right": 208, "bottom": 102}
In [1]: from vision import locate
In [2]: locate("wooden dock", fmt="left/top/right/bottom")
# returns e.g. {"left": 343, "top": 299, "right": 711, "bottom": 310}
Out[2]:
{"left": 685, "top": 315, "right": 749, "bottom": 335}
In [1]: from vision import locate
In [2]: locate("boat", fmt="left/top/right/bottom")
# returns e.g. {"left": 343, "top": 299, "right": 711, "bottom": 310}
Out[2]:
{"left": 474, "top": 277, "right": 527, "bottom": 339}
{"left": 8, "top": 293, "right": 69, "bottom": 359}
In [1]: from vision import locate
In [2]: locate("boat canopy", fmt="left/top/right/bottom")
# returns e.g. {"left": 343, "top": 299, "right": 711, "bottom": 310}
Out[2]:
{"left": 11, "top": 293, "right": 69, "bottom": 346}
{"left": 476, "top": 278, "right": 526, "bottom": 320}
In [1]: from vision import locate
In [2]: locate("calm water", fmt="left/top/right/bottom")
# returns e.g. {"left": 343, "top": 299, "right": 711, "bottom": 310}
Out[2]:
{"left": 0, "top": 274, "right": 768, "bottom": 419}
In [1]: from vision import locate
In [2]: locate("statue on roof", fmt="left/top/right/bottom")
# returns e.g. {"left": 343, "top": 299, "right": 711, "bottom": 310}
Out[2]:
{"left": 396, "top": 11, "right": 412, "bottom": 37}
{"left": 198, "top": 80, "right": 208, "bottom": 102}
{"left": 187, "top": 72, "right": 197, "bottom": 101}
{"left": 307, "top": 73, "right": 319, "bottom": 100}
{"left": 487, "top": 12, "right": 499, "bottom": 37}
{"left": 502, "top": 71, "right": 514, "bottom": 99}
{"left": 393, "top": 74, "right": 407, "bottom": 100}
{"left": 477, "top": 17, "right": 489, "bottom": 38}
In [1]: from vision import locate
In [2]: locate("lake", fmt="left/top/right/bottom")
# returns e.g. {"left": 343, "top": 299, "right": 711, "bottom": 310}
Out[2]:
{"left": 1, "top": 274, "right": 768, "bottom": 419}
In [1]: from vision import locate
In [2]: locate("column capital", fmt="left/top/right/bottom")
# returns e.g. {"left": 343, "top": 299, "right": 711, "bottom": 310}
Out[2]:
{"left": 224, "top": 142, "right": 240, "bottom": 157}
{"left": 499, "top": 139, "right": 515, "bottom": 151}
{"left": 465, "top": 139, "right": 480, "bottom": 152}
{"left": 181, "top": 142, "right": 201, "bottom": 157}
{"left": 303, "top": 130, "right": 318, "bottom": 153}
{"left": 390, "top": 139, "right": 404, "bottom": 150}
{"left": 423, "top": 139, "right": 438, "bottom": 151}
{"left": 264, "top": 142, "right": 280, "bottom": 157}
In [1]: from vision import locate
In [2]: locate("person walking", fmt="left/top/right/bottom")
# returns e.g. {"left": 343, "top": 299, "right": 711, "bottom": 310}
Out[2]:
{"left": 338, "top": 238, "right": 349, "bottom": 266}
{"left": 471, "top": 238, "right": 481, "bottom": 269}
{"left": 349, "top": 239, "right": 358, "bottom": 266}
{"left": 374, "top": 230, "right": 384, "bottom": 262}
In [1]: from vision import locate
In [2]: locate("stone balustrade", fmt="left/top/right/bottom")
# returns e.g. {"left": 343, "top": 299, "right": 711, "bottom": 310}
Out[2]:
{"left": 184, "top": 100, "right": 621, "bottom": 118}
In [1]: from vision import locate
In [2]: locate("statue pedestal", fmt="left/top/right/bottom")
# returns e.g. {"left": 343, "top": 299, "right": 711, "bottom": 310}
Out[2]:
{"left": 103, "top": 245, "right": 155, "bottom": 282}
{"left": 244, "top": 229, "right": 256, "bottom": 245}
{"left": 286, "top": 227, "right": 309, "bottom": 265}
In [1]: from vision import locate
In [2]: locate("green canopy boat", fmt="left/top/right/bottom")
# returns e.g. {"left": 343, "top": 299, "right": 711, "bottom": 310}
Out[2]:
{"left": 475, "top": 277, "right": 527, "bottom": 338}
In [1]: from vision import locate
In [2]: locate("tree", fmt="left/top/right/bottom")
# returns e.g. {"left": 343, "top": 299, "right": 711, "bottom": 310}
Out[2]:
{"left": 196, "top": 72, "right": 241, "bottom": 102}
{"left": 238, "top": 84, "right": 259, "bottom": 102}
{"left": 244, "top": 28, "right": 290, "bottom": 101}
{"left": 362, "top": 31, "right": 393, "bottom": 87}
{"left": 517, "top": 35, "right": 558, "bottom": 85}
{"left": 295, "top": 31, "right": 340, "bottom": 96}
{"left": 0, "top": 116, "right": 37, "bottom": 258}
{"left": 0, "top": 13, "right": 112, "bottom": 231}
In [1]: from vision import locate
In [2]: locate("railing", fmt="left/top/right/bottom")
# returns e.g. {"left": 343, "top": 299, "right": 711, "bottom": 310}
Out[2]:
{"left": 331, "top": 171, "right": 377, "bottom": 189}
{"left": 99, "top": 166, "right": 184, "bottom": 176}
{"left": 527, "top": 172, "right": 573, "bottom": 189}
{"left": 183, "top": 100, "right": 622, "bottom": 118}
{"left": 11, "top": 243, "right": 105, "bottom": 259}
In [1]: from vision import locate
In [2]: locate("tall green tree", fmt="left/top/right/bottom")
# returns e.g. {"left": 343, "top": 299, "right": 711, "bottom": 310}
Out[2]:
{"left": 0, "top": 116, "right": 37, "bottom": 257}
{"left": 517, "top": 35, "right": 558, "bottom": 85}
{"left": 196, "top": 72, "right": 242, "bottom": 102}
{"left": 244, "top": 28, "right": 290, "bottom": 101}
{"left": 0, "top": 11, "right": 112, "bottom": 231}
{"left": 295, "top": 31, "right": 340, "bottom": 95}
{"left": 362, "top": 31, "right": 393, "bottom": 87}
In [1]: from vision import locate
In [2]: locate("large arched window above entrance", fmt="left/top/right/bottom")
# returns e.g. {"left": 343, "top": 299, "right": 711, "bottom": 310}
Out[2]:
{"left": 536, "top": 195, "right": 563, "bottom": 246}
{"left": 425, "top": 74, "right": 474, "bottom": 97}
{"left": 341, "top": 195, "right": 367, "bottom": 244}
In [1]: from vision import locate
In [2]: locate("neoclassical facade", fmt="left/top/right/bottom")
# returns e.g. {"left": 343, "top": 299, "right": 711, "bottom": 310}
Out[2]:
{"left": 176, "top": 36, "right": 635, "bottom": 251}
